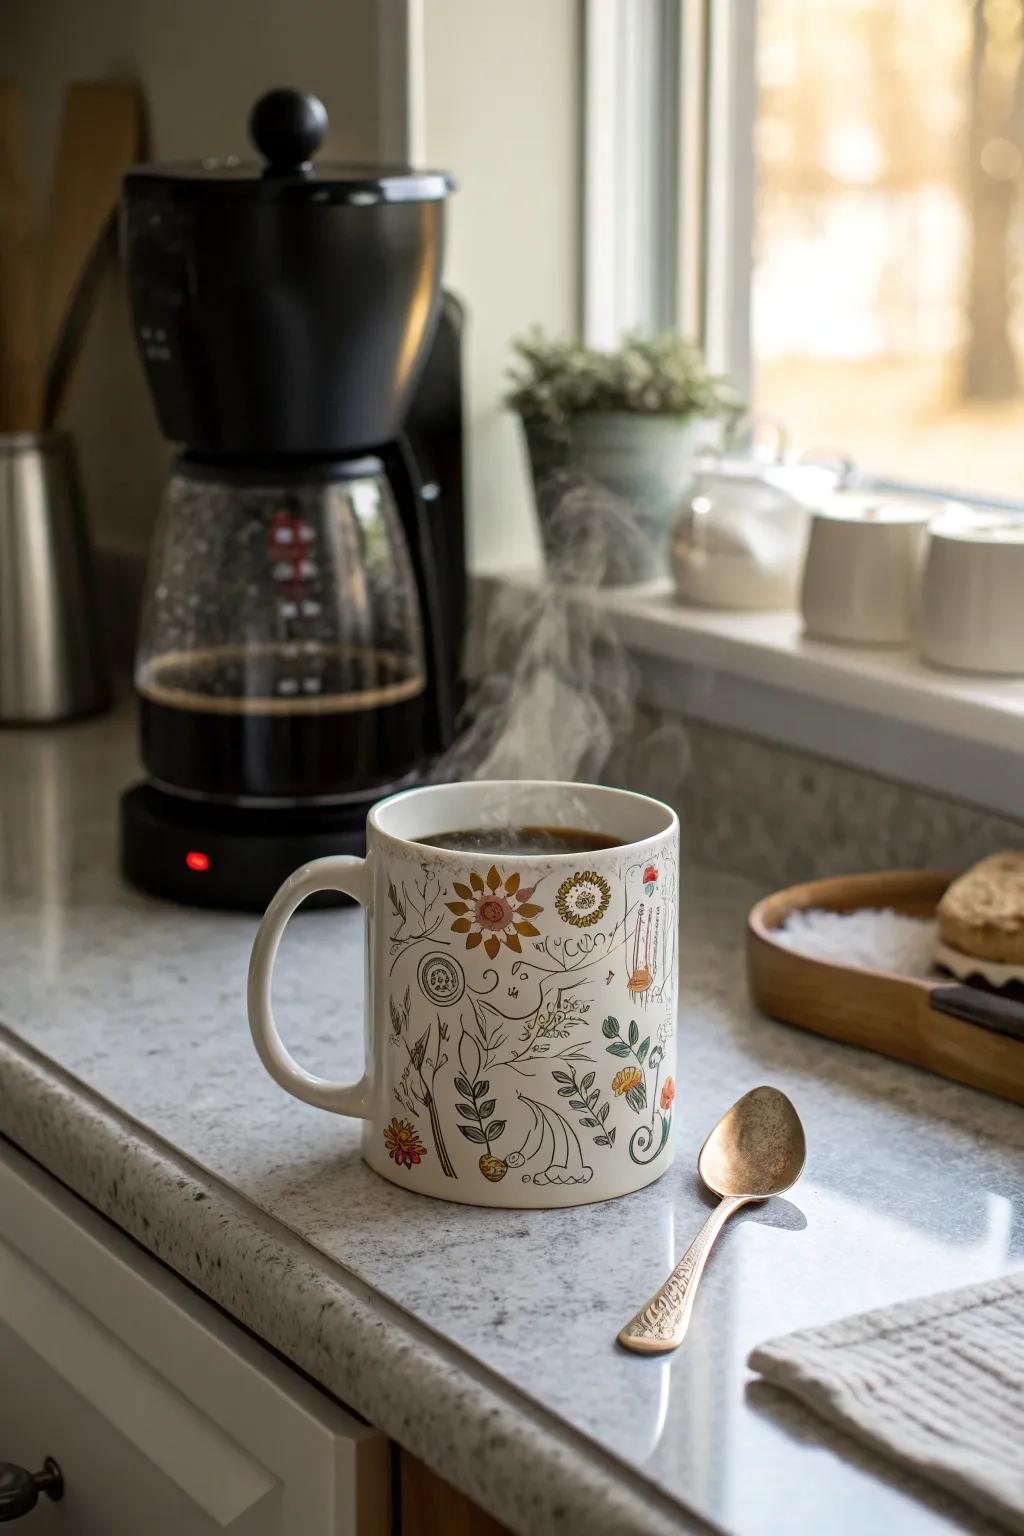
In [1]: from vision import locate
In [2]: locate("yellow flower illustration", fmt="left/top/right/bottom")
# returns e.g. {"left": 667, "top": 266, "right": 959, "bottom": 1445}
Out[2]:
{"left": 382, "top": 1117, "right": 427, "bottom": 1169}
{"left": 446, "top": 866, "right": 543, "bottom": 960}
{"left": 555, "top": 870, "right": 611, "bottom": 928}
{"left": 612, "top": 1065, "right": 643, "bottom": 1097}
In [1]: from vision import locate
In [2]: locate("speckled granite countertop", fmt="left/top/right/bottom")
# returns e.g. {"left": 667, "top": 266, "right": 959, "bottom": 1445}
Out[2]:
{"left": 1, "top": 709, "right": 1021, "bottom": 1536}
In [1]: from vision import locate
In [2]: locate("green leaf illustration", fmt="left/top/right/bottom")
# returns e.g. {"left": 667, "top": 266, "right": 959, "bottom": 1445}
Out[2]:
{"left": 602, "top": 1017, "right": 619, "bottom": 1038}
{"left": 607, "top": 1126, "right": 617, "bottom": 1145}
{"left": 598, "top": 1103, "right": 610, "bottom": 1122}
{"left": 477, "top": 1099, "right": 496, "bottom": 1119}
{"left": 475, "top": 1079, "right": 490, "bottom": 1098}
{"left": 580, "top": 1117, "right": 598, "bottom": 1128}
{"left": 454, "top": 1075, "right": 473, "bottom": 1098}
{"left": 593, "top": 1134, "right": 610, "bottom": 1146}
{"left": 485, "top": 1120, "right": 505, "bottom": 1139}
{"left": 637, "top": 1037, "right": 650, "bottom": 1065}
{"left": 569, "top": 1098, "right": 587, "bottom": 1112}
{"left": 557, "top": 1085, "right": 575, "bottom": 1097}
{"left": 552, "top": 1070, "right": 572, "bottom": 1085}
{"left": 455, "top": 1101, "right": 477, "bottom": 1118}
{"left": 628, "top": 1020, "right": 639, "bottom": 1047}
{"left": 606, "top": 1041, "right": 631, "bottom": 1058}
{"left": 458, "top": 1125, "right": 487, "bottom": 1144}
{"left": 581, "top": 1071, "right": 595, "bottom": 1091}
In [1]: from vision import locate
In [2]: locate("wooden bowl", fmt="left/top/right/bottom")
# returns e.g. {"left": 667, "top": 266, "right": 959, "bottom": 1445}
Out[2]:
{"left": 747, "top": 870, "right": 1024, "bottom": 1105}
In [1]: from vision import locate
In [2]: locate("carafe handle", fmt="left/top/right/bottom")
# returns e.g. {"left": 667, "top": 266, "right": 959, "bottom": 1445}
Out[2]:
{"left": 247, "top": 856, "right": 372, "bottom": 1116}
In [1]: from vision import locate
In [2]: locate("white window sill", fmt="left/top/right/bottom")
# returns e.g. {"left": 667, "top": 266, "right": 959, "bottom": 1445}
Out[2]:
{"left": 474, "top": 570, "right": 1024, "bottom": 820}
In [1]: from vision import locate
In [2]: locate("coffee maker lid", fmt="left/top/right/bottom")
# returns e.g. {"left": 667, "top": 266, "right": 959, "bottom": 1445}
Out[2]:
{"left": 124, "top": 87, "right": 454, "bottom": 206}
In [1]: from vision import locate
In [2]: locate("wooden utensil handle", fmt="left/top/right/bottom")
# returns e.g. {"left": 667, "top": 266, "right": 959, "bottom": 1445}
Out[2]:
{"left": 931, "top": 984, "right": 1024, "bottom": 1042}
{"left": 618, "top": 1195, "right": 748, "bottom": 1354}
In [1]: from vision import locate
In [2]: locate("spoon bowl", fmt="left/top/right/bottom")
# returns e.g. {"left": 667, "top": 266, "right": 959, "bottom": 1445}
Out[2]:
{"left": 619, "top": 1085, "right": 806, "bottom": 1354}
{"left": 699, "top": 1085, "right": 806, "bottom": 1200}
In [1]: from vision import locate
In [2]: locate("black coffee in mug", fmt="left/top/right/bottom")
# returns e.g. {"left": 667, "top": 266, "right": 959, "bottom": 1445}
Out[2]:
{"left": 416, "top": 825, "right": 624, "bottom": 856}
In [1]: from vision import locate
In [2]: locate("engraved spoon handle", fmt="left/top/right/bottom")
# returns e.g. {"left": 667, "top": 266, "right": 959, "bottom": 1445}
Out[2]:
{"left": 618, "top": 1195, "right": 749, "bottom": 1354}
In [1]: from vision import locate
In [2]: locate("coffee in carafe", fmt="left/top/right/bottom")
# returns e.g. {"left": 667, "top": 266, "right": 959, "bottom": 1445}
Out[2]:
{"left": 135, "top": 460, "right": 427, "bottom": 804}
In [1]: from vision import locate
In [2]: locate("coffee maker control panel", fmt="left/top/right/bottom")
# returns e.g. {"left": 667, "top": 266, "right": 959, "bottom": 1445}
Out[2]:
{"left": 124, "top": 202, "right": 206, "bottom": 443}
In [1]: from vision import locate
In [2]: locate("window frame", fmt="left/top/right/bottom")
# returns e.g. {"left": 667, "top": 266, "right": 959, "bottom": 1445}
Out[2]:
{"left": 582, "top": 0, "right": 1024, "bottom": 514}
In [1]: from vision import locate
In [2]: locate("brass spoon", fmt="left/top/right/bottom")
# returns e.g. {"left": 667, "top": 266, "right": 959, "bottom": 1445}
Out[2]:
{"left": 618, "top": 1086, "right": 806, "bottom": 1354}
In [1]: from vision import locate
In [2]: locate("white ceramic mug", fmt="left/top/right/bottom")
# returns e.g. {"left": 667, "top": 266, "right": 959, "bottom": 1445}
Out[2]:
{"left": 247, "top": 780, "right": 680, "bottom": 1208}
{"left": 919, "top": 508, "right": 1024, "bottom": 675}
{"left": 800, "top": 492, "right": 936, "bottom": 645}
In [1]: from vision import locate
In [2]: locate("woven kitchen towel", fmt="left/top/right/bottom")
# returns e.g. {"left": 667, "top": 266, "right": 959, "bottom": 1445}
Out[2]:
{"left": 749, "top": 1271, "right": 1024, "bottom": 1534}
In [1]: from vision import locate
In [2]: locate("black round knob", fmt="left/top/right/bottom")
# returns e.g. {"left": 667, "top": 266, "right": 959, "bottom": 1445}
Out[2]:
{"left": 249, "top": 88, "right": 327, "bottom": 175}
{"left": 0, "top": 1459, "right": 63, "bottom": 1521}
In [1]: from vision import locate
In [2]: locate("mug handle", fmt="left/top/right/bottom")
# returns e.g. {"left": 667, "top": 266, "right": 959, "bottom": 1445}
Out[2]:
{"left": 247, "top": 856, "right": 372, "bottom": 1116}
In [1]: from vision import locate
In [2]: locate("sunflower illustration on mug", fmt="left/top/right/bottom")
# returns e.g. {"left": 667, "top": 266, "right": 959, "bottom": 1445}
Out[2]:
{"left": 446, "top": 866, "right": 543, "bottom": 959}
{"left": 555, "top": 870, "right": 611, "bottom": 928}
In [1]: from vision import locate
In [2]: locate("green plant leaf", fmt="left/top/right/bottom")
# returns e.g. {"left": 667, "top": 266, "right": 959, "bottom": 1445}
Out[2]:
{"left": 552, "top": 1070, "right": 572, "bottom": 1085}
{"left": 607, "top": 1127, "right": 617, "bottom": 1145}
{"left": 593, "top": 1134, "right": 610, "bottom": 1147}
{"left": 458, "top": 1125, "right": 487, "bottom": 1144}
{"left": 625, "top": 1084, "right": 647, "bottom": 1114}
{"left": 588, "top": 1090, "right": 599, "bottom": 1109}
{"left": 454, "top": 1075, "right": 473, "bottom": 1098}
{"left": 606, "top": 1041, "right": 631, "bottom": 1058}
{"left": 581, "top": 1071, "right": 595, "bottom": 1091}
{"left": 485, "top": 1119, "right": 506, "bottom": 1140}
{"left": 477, "top": 1099, "right": 496, "bottom": 1119}
{"left": 598, "top": 1102, "right": 610, "bottom": 1122}
{"left": 601, "top": 1017, "right": 619, "bottom": 1038}
{"left": 637, "top": 1038, "right": 650, "bottom": 1065}
{"left": 475, "top": 1079, "right": 490, "bottom": 1098}
{"left": 569, "top": 1099, "right": 587, "bottom": 1112}
{"left": 557, "top": 1085, "right": 575, "bottom": 1097}
{"left": 628, "top": 1020, "right": 639, "bottom": 1047}
{"left": 580, "top": 1117, "right": 597, "bottom": 1128}
{"left": 455, "top": 1102, "right": 477, "bottom": 1118}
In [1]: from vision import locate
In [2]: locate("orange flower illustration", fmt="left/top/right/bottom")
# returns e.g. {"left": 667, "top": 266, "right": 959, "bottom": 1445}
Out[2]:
{"left": 660, "top": 1077, "right": 676, "bottom": 1112}
{"left": 383, "top": 1117, "right": 427, "bottom": 1169}
{"left": 612, "top": 1065, "right": 643, "bottom": 1097}
{"left": 446, "top": 866, "right": 543, "bottom": 960}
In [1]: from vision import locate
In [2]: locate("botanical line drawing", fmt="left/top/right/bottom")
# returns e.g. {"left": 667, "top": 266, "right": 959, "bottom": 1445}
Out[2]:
{"left": 455, "top": 1027, "right": 508, "bottom": 1181}
{"left": 551, "top": 1065, "right": 616, "bottom": 1148}
{"left": 505, "top": 1092, "right": 594, "bottom": 1185}
{"left": 389, "top": 989, "right": 457, "bottom": 1178}
{"left": 387, "top": 865, "right": 447, "bottom": 974}
{"left": 603, "top": 1016, "right": 651, "bottom": 1111}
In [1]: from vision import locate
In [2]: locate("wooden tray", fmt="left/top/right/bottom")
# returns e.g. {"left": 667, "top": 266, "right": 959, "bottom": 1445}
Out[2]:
{"left": 748, "top": 870, "right": 1024, "bottom": 1105}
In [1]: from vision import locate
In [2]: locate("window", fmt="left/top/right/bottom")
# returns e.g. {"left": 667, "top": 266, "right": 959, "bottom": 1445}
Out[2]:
{"left": 585, "top": 0, "right": 1024, "bottom": 504}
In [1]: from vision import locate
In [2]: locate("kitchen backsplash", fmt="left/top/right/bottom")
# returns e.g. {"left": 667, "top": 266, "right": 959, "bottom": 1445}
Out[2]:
{"left": 630, "top": 711, "right": 1024, "bottom": 888}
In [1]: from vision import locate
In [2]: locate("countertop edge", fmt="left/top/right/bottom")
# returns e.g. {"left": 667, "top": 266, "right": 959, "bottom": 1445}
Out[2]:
{"left": 0, "top": 1028, "right": 714, "bottom": 1536}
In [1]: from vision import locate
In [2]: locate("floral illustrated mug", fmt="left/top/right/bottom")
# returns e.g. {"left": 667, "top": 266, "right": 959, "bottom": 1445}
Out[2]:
{"left": 247, "top": 780, "right": 679, "bottom": 1208}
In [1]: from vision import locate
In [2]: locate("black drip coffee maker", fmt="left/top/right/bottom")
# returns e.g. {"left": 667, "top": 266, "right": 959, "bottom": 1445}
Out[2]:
{"left": 120, "top": 89, "right": 465, "bottom": 909}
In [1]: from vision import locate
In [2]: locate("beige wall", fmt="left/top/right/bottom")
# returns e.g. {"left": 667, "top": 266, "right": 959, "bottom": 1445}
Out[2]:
{"left": 0, "top": 0, "right": 383, "bottom": 554}
{"left": 422, "top": 0, "right": 581, "bottom": 573}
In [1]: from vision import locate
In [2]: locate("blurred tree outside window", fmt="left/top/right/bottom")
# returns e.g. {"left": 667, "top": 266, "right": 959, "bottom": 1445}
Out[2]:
{"left": 754, "top": 0, "right": 1024, "bottom": 498}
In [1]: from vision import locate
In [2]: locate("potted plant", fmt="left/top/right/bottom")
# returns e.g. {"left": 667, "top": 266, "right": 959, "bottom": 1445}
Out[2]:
{"left": 506, "top": 329, "right": 742, "bottom": 581}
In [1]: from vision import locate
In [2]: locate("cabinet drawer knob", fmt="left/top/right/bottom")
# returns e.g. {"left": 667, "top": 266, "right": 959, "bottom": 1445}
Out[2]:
{"left": 0, "top": 1459, "right": 64, "bottom": 1521}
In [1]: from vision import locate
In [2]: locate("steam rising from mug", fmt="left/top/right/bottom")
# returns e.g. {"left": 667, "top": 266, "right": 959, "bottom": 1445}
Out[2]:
{"left": 433, "top": 476, "right": 690, "bottom": 796}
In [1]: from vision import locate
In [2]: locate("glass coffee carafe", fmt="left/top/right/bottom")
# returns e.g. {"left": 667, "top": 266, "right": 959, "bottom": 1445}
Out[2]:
{"left": 135, "top": 456, "right": 427, "bottom": 805}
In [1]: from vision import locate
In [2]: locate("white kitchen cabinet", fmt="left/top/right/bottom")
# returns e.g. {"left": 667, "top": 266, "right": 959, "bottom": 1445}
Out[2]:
{"left": 0, "top": 1142, "right": 388, "bottom": 1534}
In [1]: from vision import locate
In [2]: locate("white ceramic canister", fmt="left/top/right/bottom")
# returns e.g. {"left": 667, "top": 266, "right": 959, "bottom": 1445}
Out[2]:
{"left": 670, "top": 455, "right": 842, "bottom": 610}
{"left": 799, "top": 491, "right": 940, "bottom": 645}
{"left": 918, "top": 508, "right": 1024, "bottom": 675}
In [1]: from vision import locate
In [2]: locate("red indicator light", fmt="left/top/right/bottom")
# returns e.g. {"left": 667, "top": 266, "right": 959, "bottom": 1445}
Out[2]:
{"left": 185, "top": 850, "right": 211, "bottom": 872}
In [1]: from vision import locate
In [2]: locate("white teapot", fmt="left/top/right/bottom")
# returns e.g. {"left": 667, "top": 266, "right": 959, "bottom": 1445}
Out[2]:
{"left": 670, "top": 448, "right": 849, "bottom": 611}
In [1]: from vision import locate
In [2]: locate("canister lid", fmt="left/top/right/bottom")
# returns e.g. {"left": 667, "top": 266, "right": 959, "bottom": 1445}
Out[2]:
{"left": 123, "top": 87, "right": 454, "bottom": 205}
